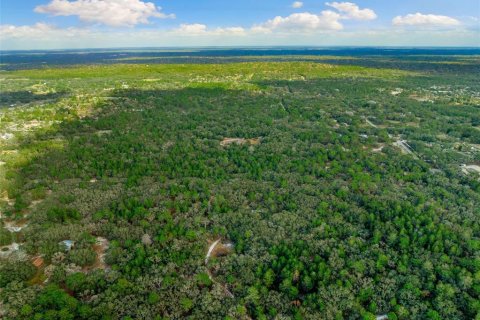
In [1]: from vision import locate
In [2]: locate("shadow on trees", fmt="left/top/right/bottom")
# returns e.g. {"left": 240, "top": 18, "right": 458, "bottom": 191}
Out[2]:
{"left": 0, "top": 90, "right": 69, "bottom": 108}
{"left": 8, "top": 82, "right": 296, "bottom": 218}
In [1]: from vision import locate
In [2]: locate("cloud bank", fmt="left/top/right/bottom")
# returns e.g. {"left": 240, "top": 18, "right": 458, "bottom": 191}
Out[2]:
{"left": 175, "top": 24, "right": 246, "bottom": 36}
{"left": 392, "top": 13, "right": 460, "bottom": 27}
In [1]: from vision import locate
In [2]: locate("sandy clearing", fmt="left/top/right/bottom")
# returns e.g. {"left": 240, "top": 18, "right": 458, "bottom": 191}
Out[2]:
{"left": 220, "top": 137, "right": 261, "bottom": 146}
{"left": 4, "top": 219, "right": 28, "bottom": 232}
{"left": 29, "top": 199, "right": 45, "bottom": 209}
{"left": 0, "top": 242, "right": 27, "bottom": 259}
{"left": 95, "top": 130, "right": 112, "bottom": 136}
{"left": 0, "top": 133, "right": 14, "bottom": 140}
{"left": 1, "top": 150, "right": 18, "bottom": 155}
{"left": 391, "top": 88, "right": 403, "bottom": 96}
{"left": 461, "top": 164, "right": 480, "bottom": 175}
{"left": 23, "top": 120, "right": 43, "bottom": 130}
{"left": 93, "top": 237, "right": 109, "bottom": 270}
{"left": 410, "top": 94, "right": 434, "bottom": 103}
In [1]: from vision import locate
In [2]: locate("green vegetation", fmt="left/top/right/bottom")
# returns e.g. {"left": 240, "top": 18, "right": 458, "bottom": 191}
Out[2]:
{"left": 0, "top": 56, "right": 479, "bottom": 319}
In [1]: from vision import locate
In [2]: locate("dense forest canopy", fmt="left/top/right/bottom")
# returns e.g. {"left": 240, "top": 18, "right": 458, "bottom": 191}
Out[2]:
{"left": 0, "top": 52, "right": 479, "bottom": 319}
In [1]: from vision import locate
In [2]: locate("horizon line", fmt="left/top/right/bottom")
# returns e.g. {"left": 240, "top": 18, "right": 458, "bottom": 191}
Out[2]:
{"left": 1, "top": 45, "right": 480, "bottom": 53}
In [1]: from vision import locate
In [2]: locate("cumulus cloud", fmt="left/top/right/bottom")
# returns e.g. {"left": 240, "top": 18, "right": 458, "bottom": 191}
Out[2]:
{"left": 326, "top": 2, "right": 376, "bottom": 20}
{"left": 252, "top": 2, "right": 375, "bottom": 33}
{"left": 34, "top": 0, "right": 174, "bottom": 27}
{"left": 392, "top": 13, "right": 460, "bottom": 27}
{"left": 292, "top": 1, "right": 304, "bottom": 9}
{"left": 252, "top": 11, "right": 343, "bottom": 33}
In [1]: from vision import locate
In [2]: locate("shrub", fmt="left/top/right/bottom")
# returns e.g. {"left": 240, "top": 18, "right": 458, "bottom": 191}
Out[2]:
{"left": 46, "top": 207, "right": 81, "bottom": 223}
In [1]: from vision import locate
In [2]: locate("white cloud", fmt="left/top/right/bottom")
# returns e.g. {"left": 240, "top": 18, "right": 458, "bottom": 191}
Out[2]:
{"left": 392, "top": 13, "right": 460, "bottom": 27}
{"left": 214, "top": 27, "right": 246, "bottom": 36}
{"left": 292, "top": 1, "right": 304, "bottom": 9}
{"left": 34, "top": 0, "right": 174, "bottom": 27}
{"left": 175, "top": 24, "right": 246, "bottom": 36}
{"left": 0, "top": 22, "right": 245, "bottom": 42}
{"left": 252, "top": 11, "right": 343, "bottom": 33}
{"left": 326, "top": 2, "right": 376, "bottom": 20}
{"left": 2, "top": 2, "right": 476, "bottom": 49}
{"left": 176, "top": 23, "right": 208, "bottom": 34}
{"left": 0, "top": 23, "right": 87, "bottom": 39}
{"left": 0, "top": 23, "right": 55, "bottom": 39}
{"left": 252, "top": 2, "right": 375, "bottom": 33}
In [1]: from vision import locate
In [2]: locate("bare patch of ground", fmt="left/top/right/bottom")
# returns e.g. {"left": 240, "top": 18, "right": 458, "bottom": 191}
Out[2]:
{"left": 29, "top": 198, "right": 46, "bottom": 209}
{"left": 0, "top": 133, "right": 14, "bottom": 140}
{"left": 23, "top": 120, "right": 43, "bottom": 130}
{"left": 372, "top": 144, "right": 385, "bottom": 153}
{"left": 0, "top": 150, "right": 18, "bottom": 155}
{"left": 220, "top": 137, "right": 261, "bottom": 146}
{"left": 205, "top": 239, "right": 233, "bottom": 264}
{"left": 0, "top": 242, "right": 27, "bottom": 260}
{"left": 405, "top": 122, "right": 420, "bottom": 128}
{"left": 391, "top": 88, "right": 403, "bottom": 96}
{"left": 205, "top": 239, "right": 221, "bottom": 265}
{"left": 3, "top": 218, "right": 28, "bottom": 232}
{"left": 409, "top": 94, "right": 434, "bottom": 103}
{"left": 461, "top": 164, "right": 480, "bottom": 175}
{"left": 95, "top": 130, "right": 112, "bottom": 136}
{"left": 469, "top": 144, "right": 480, "bottom": 152}
{"left": 394, "top": 140, "right": 414, "bottom": 155}
{"left": 91, "top": 237, "right": 109, "bottom": 270}
{"left": 163, "top": 141, "right": 174, "bottom": 150}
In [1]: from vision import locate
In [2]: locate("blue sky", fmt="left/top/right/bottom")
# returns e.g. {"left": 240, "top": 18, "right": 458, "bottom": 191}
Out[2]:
{"left": 0, "top": 0, "right": 479, "bottom": 49}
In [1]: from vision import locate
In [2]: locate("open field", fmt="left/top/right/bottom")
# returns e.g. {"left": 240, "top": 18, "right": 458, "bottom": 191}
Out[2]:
{"left": 0, "top": 51, "right": 479, "bottom": 320}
